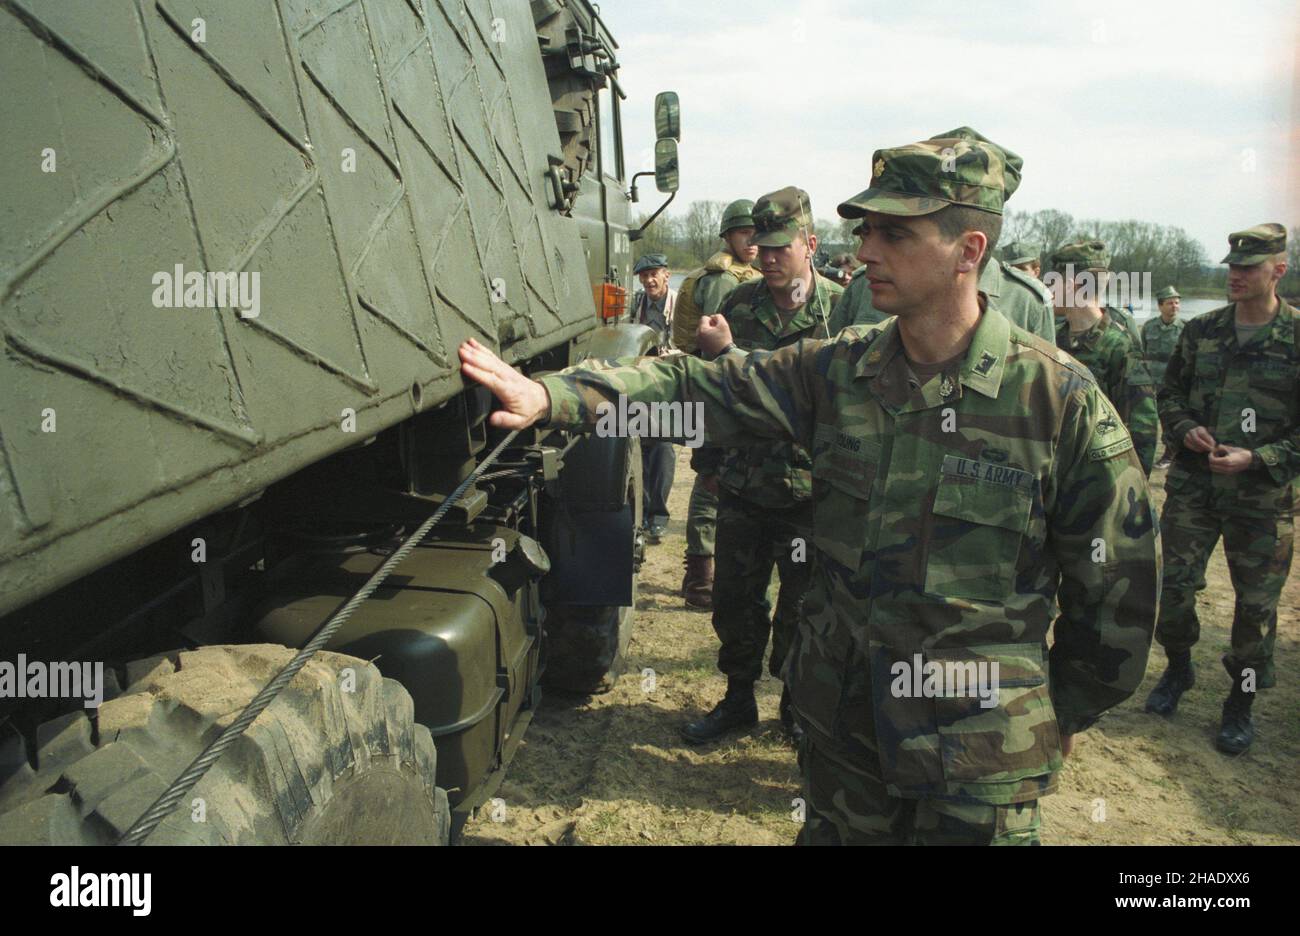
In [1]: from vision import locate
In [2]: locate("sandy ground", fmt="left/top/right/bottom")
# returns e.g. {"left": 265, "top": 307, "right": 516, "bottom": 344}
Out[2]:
{"left": 465, "top": 446, "right": 1300, "bottom": 845}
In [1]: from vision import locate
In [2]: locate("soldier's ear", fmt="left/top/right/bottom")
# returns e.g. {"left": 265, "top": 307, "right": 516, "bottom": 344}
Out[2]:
{"left": 956, "top": 231, "right": 987, "bottom": 274}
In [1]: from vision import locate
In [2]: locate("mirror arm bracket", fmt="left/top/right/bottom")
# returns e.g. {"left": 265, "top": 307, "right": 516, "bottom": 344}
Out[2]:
{"left": 629, "top": 191, "right": 676, "bottom": 242}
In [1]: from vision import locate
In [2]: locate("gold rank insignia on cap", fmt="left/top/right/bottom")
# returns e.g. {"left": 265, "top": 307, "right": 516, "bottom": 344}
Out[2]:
{"left": 873, "top": 157, "right": 885, "bottom": 179}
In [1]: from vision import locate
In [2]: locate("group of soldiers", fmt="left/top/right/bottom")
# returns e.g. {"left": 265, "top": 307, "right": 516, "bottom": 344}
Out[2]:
{"left": 459, "top": 124, "right": 1296, "bottom": 845}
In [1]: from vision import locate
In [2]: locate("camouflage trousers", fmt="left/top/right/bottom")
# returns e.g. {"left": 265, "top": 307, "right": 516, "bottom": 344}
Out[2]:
{"left": 1155, "top": 490, "right": 1293, "bottom": 687}
{"left": 713, "top": 490, "right": 813, "bottom": 682}
{"left": 685, "top": 474, "right": 717, "bottom": 558}
{"left": 797, "top": 734, "right": 1041, "bottom": 845}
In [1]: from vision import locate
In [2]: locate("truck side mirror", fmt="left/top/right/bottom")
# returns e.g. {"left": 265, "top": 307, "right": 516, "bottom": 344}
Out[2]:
{"left": 654, "top": 139, "right": 679, "bottom": 193}
{"left": 654, "top": 91, "right": 680, "bottom": 141}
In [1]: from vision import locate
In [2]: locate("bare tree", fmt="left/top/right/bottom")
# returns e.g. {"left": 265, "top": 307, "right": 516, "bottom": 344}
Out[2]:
{"left": 681, "top": 200, "right": 727, "bottom": 264}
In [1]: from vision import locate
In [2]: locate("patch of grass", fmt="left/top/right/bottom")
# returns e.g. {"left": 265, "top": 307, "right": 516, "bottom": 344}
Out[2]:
{"left": 587, "top": 809, "right": 621, "bottom": 834}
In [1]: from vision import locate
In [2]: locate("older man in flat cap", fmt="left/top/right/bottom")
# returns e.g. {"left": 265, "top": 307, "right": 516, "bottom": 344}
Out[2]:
{"left": 631, "top": 253, "right": 677, "bottom": 541}
{"left": 1145, "top": 223, "right": 1296, "bottom": 756}
{"left": 457, "top": 132, "right": 1158, "bottom": 845}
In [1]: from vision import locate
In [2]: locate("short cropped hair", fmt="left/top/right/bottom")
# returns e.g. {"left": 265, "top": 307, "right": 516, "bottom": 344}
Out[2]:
{"left": 932, "top": 205, "right": 1002, "bottom": 273}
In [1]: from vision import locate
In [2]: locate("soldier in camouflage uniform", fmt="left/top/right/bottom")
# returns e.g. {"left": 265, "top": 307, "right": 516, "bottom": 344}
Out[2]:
{"left": 1052, "top": 240, "right": 1159, "bottom": 475}
{"left": 457, "top": 132, "right": 1159, "bottom": 845}
{"left": 1002, "top": 241, "right": 1042, "bottom": 280}
{"left": 1142, "top": 285, "right": 1186, "bottom": 469}
{"left": 1144, "top": 224, "right": 1296, "bottom": 756}
{"left": 678, "top": 186, "right": 844, "bottom": 744}
{"left": 672, "top": 200, "right": 761, "bottom": 354}
{"left": 837, "top": 128, "right": 1057, "bottom": 342}
{"left": 672, "top": 200, "right": 762, "bottom": 608}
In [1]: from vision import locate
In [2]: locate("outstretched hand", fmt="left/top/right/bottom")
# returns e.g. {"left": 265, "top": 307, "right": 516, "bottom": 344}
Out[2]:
{"left": 458, "top": 339, "right": 550, "bottom": 429}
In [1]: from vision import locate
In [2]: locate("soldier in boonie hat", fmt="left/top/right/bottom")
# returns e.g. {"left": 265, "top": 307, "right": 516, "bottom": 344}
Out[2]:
{"left": 1221, "top": 223, "right": 1287, "bottom": 265}
{"left": 751, "top": 186, "right": 814, "bottom": 247}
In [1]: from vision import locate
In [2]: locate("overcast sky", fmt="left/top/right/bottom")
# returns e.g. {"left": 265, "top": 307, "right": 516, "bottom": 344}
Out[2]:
{"left": 602, "top": 0, "right": 1299, "bottom": 259}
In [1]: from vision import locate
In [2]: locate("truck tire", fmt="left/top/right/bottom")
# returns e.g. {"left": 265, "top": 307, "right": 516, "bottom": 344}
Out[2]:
{"left": 0, "top": 645, "right": 449, "bottom": 845}
{"left": 542, "top": 443, "right": 642, "bottom": 694}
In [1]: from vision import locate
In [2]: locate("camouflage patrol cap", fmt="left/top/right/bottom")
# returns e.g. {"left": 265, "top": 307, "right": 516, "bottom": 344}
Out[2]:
{"left": 1155, "top": 285, "right": 1181, "bottom": 301}
{"left": 751, "top": 186, "right": 814, "bottom": 247}
{"left": 1051, "top": 239, "right": 1110, "bottom": 271}
{"left": 718, "top": 199, "right": 756, "bottom": 237}
{"left": 1002, "top": 241, "right": 1041, "bottom": 265}
{"left": 633, "top": 253, "right": 668, "bottom": 274}
{"left": 837, "top": 131, "right": 1012, "bottom": 219}
{"left": 1220, "top": 222, "right": 1287, "bottom": 265}
{"left": 929, "top": 127, "right": 1023, "bottom": 201}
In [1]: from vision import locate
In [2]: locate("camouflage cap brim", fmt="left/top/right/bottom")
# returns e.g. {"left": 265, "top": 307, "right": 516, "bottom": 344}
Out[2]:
{"left": 837, "top": 187, "right": 951, "bottom": 219}
{"left": 1220, "top": 249, "right": 1272, "bottom": 266}
{"left": 750, "top": 228, "right": 800, "bottom": 247}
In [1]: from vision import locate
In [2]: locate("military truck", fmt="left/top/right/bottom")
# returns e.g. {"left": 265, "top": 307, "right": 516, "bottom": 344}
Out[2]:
{"left": 0, "top": 0, "right": 681, "bottom": 844}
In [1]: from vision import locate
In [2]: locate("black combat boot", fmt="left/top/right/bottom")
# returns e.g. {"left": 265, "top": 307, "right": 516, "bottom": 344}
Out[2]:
{"left": 1143, "top": 650, "right": 1195, "bottom": 716}
{"left": 681, "top": 678, "right": 758, "bottom": 744}
{"left": 1216, "top": 680, "right": 1256, "bottom": 756}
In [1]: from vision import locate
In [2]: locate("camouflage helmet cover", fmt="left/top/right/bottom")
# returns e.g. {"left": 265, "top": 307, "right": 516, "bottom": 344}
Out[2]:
{"left": 718, "top": 199, "right": 756, "bottom": 237}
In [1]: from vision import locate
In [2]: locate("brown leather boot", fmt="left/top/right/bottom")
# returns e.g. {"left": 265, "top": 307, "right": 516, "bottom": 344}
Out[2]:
{"left": 681, "top": 555, "right": 714, "bottom": 609}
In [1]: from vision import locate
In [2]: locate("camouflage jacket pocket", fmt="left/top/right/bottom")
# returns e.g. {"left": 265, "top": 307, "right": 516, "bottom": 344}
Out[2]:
{"left": 1247, "top": 358, "right": 1297, "bottom": 429}
{"left": 929, "top": 643, "right": 1062, "bottom": 788}
{"left": 924, "top": 469, "right": 1033, "bottom": 602}
{"left": 786, "top": 592, "right": 855, "bottom": 740}
{"left": 811, "top": 427, "right": 879, "bottom": 573}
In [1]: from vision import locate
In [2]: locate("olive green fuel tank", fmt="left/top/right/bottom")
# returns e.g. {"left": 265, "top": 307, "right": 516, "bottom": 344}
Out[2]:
{"left": 0, "top": 0, "right": 603, "bottom": 617}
